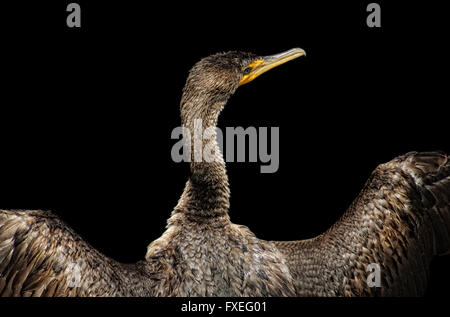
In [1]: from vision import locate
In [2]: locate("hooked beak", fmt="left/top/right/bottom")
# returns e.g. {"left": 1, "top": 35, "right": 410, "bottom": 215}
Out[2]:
{"left": 238, "top": 48, "right": 306, "bottom": 86}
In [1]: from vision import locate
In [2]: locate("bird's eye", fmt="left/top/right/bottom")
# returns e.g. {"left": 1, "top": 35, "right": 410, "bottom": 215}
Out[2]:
{"left": 243, "top": 67, "right": 251, "bottom": 75}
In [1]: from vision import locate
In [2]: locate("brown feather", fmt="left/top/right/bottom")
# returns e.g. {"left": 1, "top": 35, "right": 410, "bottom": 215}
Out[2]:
{"left": 273, "top": 151, "right": 450, "bottom": 296}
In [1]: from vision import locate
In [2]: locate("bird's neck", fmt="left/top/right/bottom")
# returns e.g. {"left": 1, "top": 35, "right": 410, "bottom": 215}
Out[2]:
{"left": 174, "top": 98, "right": 230, "bottom": 219}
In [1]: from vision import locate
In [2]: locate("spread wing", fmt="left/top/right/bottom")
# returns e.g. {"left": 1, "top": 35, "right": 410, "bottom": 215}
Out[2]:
{"left": 273, "top": 151, "right": 450, "bottom": 296}
{"left": 0, "top": 209, "right": 139, "bottom": 297}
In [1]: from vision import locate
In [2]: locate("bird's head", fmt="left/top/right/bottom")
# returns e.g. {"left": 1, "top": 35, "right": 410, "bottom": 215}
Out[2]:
{"left": 180, "top": 48, "right": 306, "bottom": 125}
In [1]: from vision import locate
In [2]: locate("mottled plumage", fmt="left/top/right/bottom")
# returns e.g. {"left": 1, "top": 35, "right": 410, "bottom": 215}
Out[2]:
{"left": 273, "top": 151, "right": 450, "bottom": 296}
{"left": 1, "top": 50, "right": 449, "bottom": 297}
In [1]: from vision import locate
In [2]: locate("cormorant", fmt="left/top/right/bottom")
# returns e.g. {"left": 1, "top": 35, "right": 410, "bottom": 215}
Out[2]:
{"left": 0, "top": 48, "right": 449, "bottom": 296}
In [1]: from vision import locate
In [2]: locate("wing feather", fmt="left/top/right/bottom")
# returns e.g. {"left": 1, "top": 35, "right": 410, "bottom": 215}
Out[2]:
{"left": 0, "top": 209, "right": 144, "bottom": 296}
{"left": 273, "top": 151, "right": 450, "bottom": 296}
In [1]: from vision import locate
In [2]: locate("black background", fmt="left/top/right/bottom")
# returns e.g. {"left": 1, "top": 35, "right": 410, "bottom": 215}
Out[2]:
{"left": 1, "top": 0, "right": 449, "bottom": 305}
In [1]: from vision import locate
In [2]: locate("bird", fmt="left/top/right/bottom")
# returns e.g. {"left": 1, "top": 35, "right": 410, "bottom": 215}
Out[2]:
{"left": 0, "top": 48, "right": 449, "bottom": 297}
